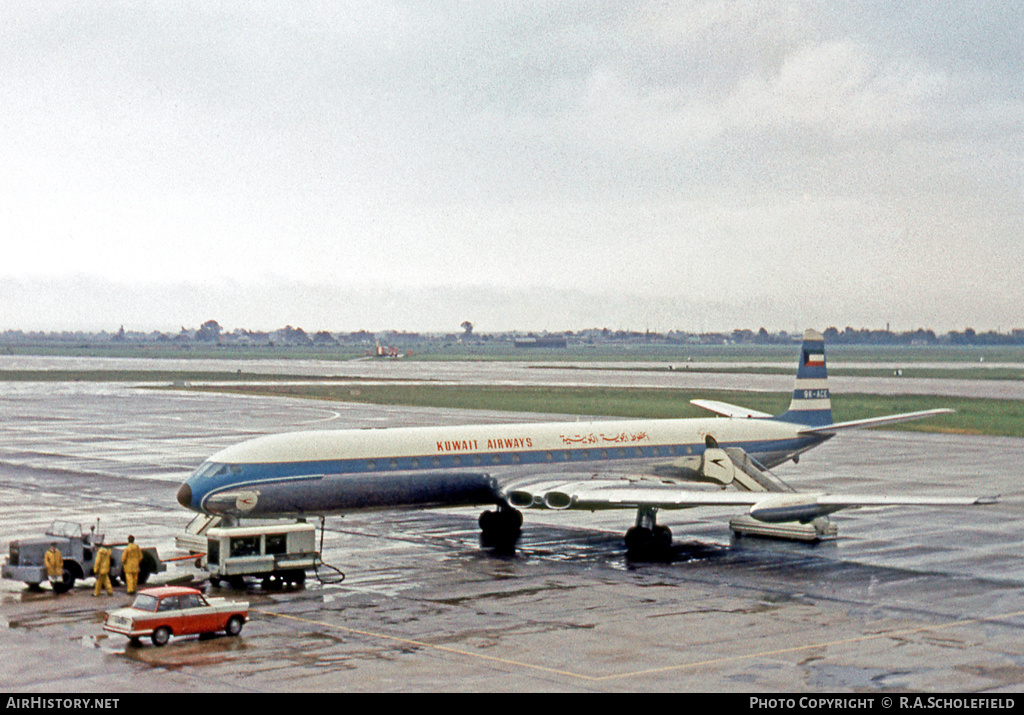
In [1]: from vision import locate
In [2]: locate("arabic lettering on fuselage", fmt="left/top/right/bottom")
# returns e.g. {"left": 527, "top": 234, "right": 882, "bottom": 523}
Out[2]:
{"left": 559, "top": 431, "right": 649, "bottom": 446}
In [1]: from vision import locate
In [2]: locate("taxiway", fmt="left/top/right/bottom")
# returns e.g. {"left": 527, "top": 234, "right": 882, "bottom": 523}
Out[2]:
{"left": 1, "top": 373, "right": 1022, "bottom": 692}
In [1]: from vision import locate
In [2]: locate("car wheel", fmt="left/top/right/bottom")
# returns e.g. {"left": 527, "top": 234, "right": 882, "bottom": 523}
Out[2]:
{"left": 226, "top": 615, "right": 244, "bottom": 637}
{"left": 151, "top": 626, "right": 171, "bottom": 647}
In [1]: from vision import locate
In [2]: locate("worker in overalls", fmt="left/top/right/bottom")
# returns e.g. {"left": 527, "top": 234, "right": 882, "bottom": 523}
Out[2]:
{"left": 121, "top": 535, "right": 143, "bottom": 595}
{"left": 44, "top": 543, "right": 64, "bottom": 592}
{"left": 93, "top": 545, "right": 113, "bottom": 596}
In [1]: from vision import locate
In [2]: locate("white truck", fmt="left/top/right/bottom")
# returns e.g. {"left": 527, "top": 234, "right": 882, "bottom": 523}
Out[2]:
{"left": 3, "top": 520, "right": 163, "bottom": 593}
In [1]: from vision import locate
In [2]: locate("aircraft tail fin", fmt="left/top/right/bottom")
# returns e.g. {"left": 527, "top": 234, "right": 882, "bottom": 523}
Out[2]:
{"left": 775, "top": 329, "right": 833, "bottom": 427}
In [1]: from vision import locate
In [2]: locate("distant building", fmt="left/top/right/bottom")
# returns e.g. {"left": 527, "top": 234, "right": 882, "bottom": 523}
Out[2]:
{"left": 513, "top": 336, "right": 567, "bottom": 349}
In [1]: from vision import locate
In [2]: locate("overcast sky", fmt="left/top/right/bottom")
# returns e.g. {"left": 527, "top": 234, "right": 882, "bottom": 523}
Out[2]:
{"left": 2, "top": 2, "right": 1022, "bottom": 334}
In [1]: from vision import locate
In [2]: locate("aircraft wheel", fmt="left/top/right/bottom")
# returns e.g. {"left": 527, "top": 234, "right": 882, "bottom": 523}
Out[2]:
{"left": 624, "top": 526, "right": 653, "bottom": 557}
{"left": 626, "top": 526, "right": 673, "bottom": 560}
{"left": 478, "top": 509, "right": 498, "bottom": 532}
{"left": 479, "top": 509, "right": 522, "bottom": 551}
{"left": 653, "top": 525, "right": 672, "bottom": 550}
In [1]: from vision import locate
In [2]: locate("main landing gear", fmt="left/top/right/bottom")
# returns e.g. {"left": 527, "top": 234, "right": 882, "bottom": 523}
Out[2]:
{"left": 478, "top": 504, "right": 673, "bottom": 560}
{"left": 624, "top": 506, "right": 673, "bottom": 560}
{"left": 478, "top": 506, "right": 522, "bottom": 552}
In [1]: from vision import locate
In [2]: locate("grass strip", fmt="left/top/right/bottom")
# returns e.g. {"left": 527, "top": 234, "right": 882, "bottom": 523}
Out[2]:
{"left": 171, "top": 383, "right": 1024, "bottom": 438}
{"left": 532, "top": 365, "right": 1024, "bottom": 380}
{"left": 0, "top": 370, "right": 348, "bottom": 382}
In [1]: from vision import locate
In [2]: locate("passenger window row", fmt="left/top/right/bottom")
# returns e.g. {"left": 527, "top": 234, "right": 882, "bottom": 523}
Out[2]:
{"left": 361, "top": 444, "right": 695, "bottom": 471}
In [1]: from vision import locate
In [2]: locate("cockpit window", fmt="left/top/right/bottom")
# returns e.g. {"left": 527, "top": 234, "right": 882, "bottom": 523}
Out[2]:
{"left": 191, "top": 462, "right": 218, "bottom": 479}
{"left": 191, "top": 462, "right": 240, "bottom": 479}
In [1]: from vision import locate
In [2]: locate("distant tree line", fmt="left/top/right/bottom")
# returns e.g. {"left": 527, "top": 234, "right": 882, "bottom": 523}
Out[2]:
{"left": 3, "top": 322, "right": 1024, "bottom": 347}
{"left": 821, "top": 326, "right": 1024, "bottom": 346}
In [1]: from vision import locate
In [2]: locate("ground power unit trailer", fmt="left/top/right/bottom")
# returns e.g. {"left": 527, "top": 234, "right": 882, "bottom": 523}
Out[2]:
{"left": 202, "top": 521, "right": 321, "bottom": 589}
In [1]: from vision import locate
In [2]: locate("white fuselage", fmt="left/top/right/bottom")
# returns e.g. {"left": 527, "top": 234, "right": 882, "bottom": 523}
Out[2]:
{"left": 177, "top": 415, "right": 825, "bottom": 518}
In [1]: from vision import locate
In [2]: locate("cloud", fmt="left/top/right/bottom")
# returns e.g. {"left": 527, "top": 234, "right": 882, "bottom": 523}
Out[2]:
{"left": 0, "top": 2, "right": 1021, "bottom": 333}
{"left": 723, "top": 40, "right": 948, "bottom": 141}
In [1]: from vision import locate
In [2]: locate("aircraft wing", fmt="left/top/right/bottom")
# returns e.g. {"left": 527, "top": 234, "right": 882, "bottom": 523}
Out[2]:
{"left": 503, "top": 478, "right": 766, "bottom": 511}
{"left": 500, "top": 477, "right": 996, "bottom": 522}
{"left": 498, "top": 435, "right": 994, "bottom": 522}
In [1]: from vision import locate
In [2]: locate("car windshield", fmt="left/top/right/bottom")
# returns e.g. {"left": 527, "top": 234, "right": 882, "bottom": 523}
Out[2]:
{"left": 131, "top": 594, "right": 159, "bottom": 612}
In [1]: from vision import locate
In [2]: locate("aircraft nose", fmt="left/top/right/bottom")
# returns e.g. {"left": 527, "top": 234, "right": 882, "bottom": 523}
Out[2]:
{"left": 176, "top": 483, "right": 192, "bottom": 509}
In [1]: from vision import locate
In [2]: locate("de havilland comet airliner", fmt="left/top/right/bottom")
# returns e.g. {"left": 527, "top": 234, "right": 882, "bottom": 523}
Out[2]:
{"left": 176, "top": 330, "right": 995, "bottom": 555}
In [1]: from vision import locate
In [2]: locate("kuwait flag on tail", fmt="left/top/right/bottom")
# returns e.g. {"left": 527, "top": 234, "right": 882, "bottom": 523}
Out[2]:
{"left": 805, "top": 352, "right": 825, "bottom": 367}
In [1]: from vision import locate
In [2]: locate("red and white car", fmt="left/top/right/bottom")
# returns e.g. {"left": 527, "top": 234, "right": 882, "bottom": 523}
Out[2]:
{"left": 104, "top": 585, "right": 249, "bottom": 646}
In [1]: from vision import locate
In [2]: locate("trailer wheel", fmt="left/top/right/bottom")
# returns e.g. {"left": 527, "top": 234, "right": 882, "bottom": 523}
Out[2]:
{"left": 226, "top": 616, "right": 244, "bottom": 637}
{"left": 280, "top": 569, "right": 305, "bottom": 586}
{"left": 151, "top": 626, "right": 171, "bottom": 646}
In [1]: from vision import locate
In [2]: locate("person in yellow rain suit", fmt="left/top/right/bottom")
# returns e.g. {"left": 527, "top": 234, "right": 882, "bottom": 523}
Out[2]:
{"left": 93, "top": 545, "right": 113, "bottom": 596}
{"left": 121, "top": 535, "right": 143, "bottom": 595}
{"left": 44, "top": 543, "right": 64, "bottom": 591}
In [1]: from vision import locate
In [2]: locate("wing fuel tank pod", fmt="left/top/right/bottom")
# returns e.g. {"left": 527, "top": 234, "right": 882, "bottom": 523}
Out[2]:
{"left": 732, "top": 495, "right": 841, "bottom": 542}
{"left": 748, "top": 495, "right": 839, "bottom": 523}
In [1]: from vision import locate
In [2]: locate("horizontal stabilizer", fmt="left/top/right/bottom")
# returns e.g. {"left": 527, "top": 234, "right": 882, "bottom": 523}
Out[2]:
{"left": 797, "top": 408, "right": 955, "bottom": 434}
{"left": 690, "top": 399, "right": 773, "bottom": 419}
